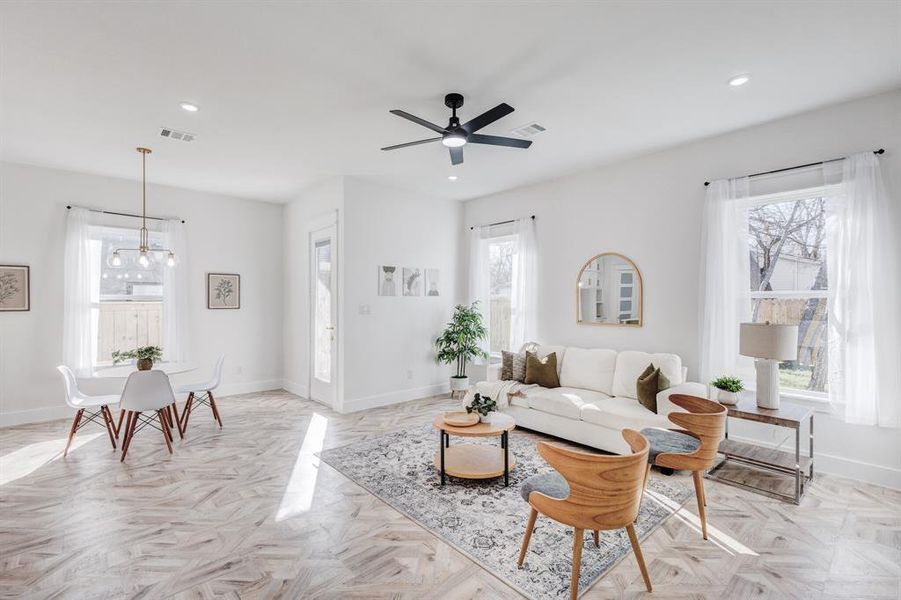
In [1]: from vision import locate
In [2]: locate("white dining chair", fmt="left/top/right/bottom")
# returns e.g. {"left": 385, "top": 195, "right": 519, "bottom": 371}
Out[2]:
{"left": 56, "top": 366, "right": 120, "bottom": 456}
{"left": 118, "top": 370, "right": 178, "bottom": 461}
{"left": 178, "top": 355, "right": 225, "bottom": 433}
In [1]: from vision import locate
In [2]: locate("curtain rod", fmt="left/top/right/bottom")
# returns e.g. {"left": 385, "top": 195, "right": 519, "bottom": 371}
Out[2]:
{"left": 66, "top": 205, "right": 185, "bottom": 224}
{"left": 470, "top": 215, "right": 535, "bottom": 230}
{"left": 704, "top": 148, "right": 884, "bottom": 187}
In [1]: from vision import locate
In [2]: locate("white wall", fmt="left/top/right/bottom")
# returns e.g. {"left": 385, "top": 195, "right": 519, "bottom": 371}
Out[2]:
{"left": 342, "top": 177, "right": 462, "bottom": 411}
{"left": 464, "top": 90, "right": 901, "bottom": 488}
{"left": 0, "top": 162, "right": 284, "bottom": 426}
{"left": 282, "top": 177, "right": 345, "bottom": 404}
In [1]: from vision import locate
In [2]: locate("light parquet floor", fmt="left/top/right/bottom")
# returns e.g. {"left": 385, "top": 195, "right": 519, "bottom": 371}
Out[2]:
{"left": 0, "top": 390, "right": 898, "bottom": 599}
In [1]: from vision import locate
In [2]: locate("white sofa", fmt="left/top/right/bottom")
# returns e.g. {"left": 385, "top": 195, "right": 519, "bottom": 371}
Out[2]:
{"left": 475, "top": 345, "right": 708, "bottom": 455}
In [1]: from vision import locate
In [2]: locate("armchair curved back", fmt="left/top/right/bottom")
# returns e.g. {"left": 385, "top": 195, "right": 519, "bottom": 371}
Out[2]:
{"left": 656, "top": 394, "right": 727, "bottom": 471}
{"left": 529, "top": 430, "right": 649, "bottom": 531}
{"left": 56, "top": 365, "right": 81, "bottom": 409}
{"left": 120, "top": 370, "right": 176, "bottom": 412}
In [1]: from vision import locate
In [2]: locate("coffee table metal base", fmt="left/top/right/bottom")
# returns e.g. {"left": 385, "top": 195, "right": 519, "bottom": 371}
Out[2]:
{"left": 437, "top": 430, "right": 514, "bottom": 486}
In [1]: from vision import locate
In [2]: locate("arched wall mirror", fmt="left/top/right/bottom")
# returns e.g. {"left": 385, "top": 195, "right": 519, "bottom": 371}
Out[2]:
{"left": 576, "top": 253, "right": 643, "bottom": 326}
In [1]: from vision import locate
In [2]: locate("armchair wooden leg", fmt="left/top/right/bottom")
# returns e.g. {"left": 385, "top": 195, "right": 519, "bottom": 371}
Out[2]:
{"left": 692, "top": 470, "right": 708, "bottom": 540}
{"left": 101, "top": 406, "right": 117, "bottom": 450}
{"left": 570, "top": 527, "right": 584, "bottom": 600}
{"left": 63, "top": 409, "right": 84, "bottom": 457}
{"left": 208, "top": 391, "right": 223, "bottom": 428}
{"left": 158, "top": 410, "right": 173, "bottom": 454}
{"left": 180, "top": 393, "right": 194, "bottom": 432}
{"left": 120, "top": 411, "right": 138, "bottom": 462}
{"left": 593, "top": 530, "right": 599, "bottom": 547}
{"left": 115, "top": 409, "right": 125, "bottom": 438}
{"left": 626, "top": 523, "right": 652, "bottom": 592}
{"left": 517, "top": 508, "right": 538, "bottom": 568}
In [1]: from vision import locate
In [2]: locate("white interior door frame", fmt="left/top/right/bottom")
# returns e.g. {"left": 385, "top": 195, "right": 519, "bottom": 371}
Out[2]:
{"left": 306, "top": 210, "right": 340, "bottom": 409}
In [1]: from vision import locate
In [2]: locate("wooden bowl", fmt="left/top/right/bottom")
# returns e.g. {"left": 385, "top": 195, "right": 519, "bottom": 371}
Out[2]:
{"left": 443, "top": 411, "right": 479, "bottom": 427}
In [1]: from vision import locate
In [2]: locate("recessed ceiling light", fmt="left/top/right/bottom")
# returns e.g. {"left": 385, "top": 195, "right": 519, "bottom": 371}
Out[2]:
{"left": 179, "top": 102, "right": 199, "bottom": 112}
{"left": 447, "top": 175, "right": 458, "bottom": 181}
{"left": 728, "top": 74, "right": 750, "bottom": 87}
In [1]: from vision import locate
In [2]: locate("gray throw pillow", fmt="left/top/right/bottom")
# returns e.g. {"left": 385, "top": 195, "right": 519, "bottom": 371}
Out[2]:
{"left": 501, "top": 350, "right": 528, "bottom": 382}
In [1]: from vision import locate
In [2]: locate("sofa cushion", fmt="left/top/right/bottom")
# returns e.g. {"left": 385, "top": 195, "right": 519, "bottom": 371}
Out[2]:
{"left": 612, "top": 351, "right": 684, "bottom": 399}
{"left": 537, "top": 345, "right": 566, "bottom": 376}
{"left": 524, "top": 351, "right": 560, "bottom": 388}
{"left": 525, "top": 387, "right": 610, "bottom": 420}
{"left": 580, "top": 396, "right": 672, "bottom": 431}
{"left": 559, "top": 347, "right": 618, "bottom": 395}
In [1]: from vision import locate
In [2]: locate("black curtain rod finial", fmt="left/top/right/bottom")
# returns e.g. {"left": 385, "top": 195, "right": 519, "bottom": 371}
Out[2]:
{"left": 704, "top": 148, "right": 885, "bottom": 187}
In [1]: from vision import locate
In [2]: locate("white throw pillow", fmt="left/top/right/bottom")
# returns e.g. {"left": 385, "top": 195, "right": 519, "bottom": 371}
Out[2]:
{"left": 612, "top": 351, "right": 684, "bottom": 399}
{"left": 559, "top": 348, "right": 618, "bottom": 395}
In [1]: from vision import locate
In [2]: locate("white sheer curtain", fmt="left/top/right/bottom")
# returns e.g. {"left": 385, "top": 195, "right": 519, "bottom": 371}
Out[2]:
{"left": 161, "top": 219, "right": 190, "bottom": 363}
{"left": 824, "top": 152, "right": 901, "bottom": 428}
{"left": 698, "top": 177, "right": 752, "bottom": 383}
{"left": 509, "top": 217, "right": 537, "bottom": 351}
{"left": 62, "top": 207, "right": 96, "bottom": 376}
{"left": 468, "top": 225, "right": 491, "bottom": 360}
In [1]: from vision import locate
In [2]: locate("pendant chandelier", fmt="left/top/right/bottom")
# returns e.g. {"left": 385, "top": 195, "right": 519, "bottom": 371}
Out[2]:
{"left": 109, "top": 147, "right": 177, "bottom": 268}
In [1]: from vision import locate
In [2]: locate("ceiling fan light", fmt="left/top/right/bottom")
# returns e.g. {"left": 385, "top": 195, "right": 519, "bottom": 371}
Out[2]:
{"left": 442, "top": 133, "right": 467, "bottom": 148}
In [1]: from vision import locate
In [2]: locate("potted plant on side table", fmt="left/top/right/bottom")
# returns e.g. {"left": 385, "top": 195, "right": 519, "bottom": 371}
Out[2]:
{"left": 435, "top": 301, "right": 489, "bottom": 396}
{"left": 711, "top": 376, "right": 743, "bottom": 405}
{"left": 112, "top": 345, "right": 164, "bottom": 371}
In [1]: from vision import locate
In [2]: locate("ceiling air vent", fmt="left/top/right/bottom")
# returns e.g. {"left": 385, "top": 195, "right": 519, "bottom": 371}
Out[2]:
{"left": 159, "top": 127, "right": 196, "bottom": 142}
{"left": 509, "top": 122, "right": 546, "bottom": 138}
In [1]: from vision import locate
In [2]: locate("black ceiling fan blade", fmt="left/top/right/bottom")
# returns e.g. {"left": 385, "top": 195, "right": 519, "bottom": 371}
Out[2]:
{"left": 461, "top": 103, "right": 514, "bottom": 134}
{"left": 389, "top": 109, "right": 447, "bottom": 134}
{"left": 381, "top": 137, "right": 441, "bottom": 151}
{"left": 468, "top": 134, "right": 532, "bottom": 149}
{"left": 449, "top": 146, "right": 464, "bottom": 165}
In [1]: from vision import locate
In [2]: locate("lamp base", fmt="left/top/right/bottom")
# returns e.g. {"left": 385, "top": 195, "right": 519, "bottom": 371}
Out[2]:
{"left": 755, "top": 358, "right": 781, "bottom": 409}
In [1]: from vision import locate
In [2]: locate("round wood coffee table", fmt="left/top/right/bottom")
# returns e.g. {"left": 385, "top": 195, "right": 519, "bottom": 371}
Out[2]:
{"left": 432, "top": 413, "right": 516, "bottom": 487}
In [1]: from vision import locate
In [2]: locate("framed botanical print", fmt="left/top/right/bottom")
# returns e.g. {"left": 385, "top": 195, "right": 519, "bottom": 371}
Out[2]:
{"left": 207, "top": 273, "right": 240, "bottom": 309}
{"left": 0, "top": 265, "right": 30, "bottom": 312}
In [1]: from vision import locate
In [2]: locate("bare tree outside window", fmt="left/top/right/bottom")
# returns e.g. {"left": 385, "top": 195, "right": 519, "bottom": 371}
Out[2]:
{"left": 748, "top": 196, "right": 828, "bottom": 393}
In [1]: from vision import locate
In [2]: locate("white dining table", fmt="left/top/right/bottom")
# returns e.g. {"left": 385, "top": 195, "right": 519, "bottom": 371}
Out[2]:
{"left": 91, "top": 362, "right": 197, "bottom": 379}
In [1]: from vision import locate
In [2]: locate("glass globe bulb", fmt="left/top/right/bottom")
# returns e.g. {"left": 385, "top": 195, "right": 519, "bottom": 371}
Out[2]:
{"left": 108, "top": 251, "right": 122, "bottom": 267}
{"left": 137, "top": 252, "right": 150, "bottom": 268}
{"left": 166, "top": 252, "right": 177, "bottom": 268}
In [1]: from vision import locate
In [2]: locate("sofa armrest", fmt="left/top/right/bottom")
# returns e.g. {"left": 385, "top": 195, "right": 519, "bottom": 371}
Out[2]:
{"left": 656, "top": 382, "right": 709, "bottom": 417}
{"left": 486, "top": 363, "right": 501, "bottom": 382}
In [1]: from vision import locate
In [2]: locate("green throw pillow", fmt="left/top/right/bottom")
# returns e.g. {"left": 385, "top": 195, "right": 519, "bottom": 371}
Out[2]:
{"left": 524, "top": 351, "right": 560, "bottom": 388}
{"left": 636, "top": 364, "right": 661, "bottom": 413}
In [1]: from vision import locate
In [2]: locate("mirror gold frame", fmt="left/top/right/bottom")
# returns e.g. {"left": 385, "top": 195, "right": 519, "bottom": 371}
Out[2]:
{"left": 575, "top": 252, "right": 643, "bottom": 327}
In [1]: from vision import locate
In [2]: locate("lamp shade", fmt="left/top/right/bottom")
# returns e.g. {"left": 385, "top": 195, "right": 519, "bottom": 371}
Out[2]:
{"left": 739, "top": 322, "right": 798, "bottom": 360}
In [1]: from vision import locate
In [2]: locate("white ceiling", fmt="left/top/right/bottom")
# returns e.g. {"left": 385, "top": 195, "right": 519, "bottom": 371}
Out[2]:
{"left": 1, "top": 2, "right": 899, "bottom": 203}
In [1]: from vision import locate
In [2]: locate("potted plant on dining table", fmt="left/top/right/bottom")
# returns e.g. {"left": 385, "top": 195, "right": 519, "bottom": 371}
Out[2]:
{"left": 112, "top": 345, "right": 164, "bottom": 371}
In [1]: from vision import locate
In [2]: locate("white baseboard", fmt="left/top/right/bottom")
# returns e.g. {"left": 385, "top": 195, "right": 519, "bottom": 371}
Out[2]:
{"left": 728, "top": 433, "right": 901, "bottom": 491}
{"left": 0, "top": 405, "right": 74, "bottom": 428}
{"left": 343, "top": 382, "right": 450, "bottom": 413}
{"left": 216, "top": 378, "right": 286, "bottom": 398}
{"left": 281, "top": 380, "right": 309, "bottom": 398}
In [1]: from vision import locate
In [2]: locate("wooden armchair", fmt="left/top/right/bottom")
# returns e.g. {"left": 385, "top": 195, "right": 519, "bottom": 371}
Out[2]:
{"left": 641, "top": 394, "right": 726, "bottom": 540}
{"left": 517, "top": 430, "right": 652, "bottom": 598}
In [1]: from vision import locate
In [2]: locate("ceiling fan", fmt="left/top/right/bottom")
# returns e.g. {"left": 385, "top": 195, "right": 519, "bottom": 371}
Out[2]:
{"left": 381, "top": 93, "right": 532, "bottom": 166}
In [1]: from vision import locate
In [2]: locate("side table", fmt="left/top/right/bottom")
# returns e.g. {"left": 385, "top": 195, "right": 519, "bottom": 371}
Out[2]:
{"left": 706, "top": 399, "right": 814, "bottom": 504}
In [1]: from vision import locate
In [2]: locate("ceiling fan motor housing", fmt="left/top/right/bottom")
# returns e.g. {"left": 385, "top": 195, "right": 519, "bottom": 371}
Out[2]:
{"left": 444, "top": 93, "right": 464, "bottom": 110}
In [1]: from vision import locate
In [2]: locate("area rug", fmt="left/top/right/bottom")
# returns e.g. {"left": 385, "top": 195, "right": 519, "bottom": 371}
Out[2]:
{"left": 318, "top": 425, "right": 693, "bottom": 599}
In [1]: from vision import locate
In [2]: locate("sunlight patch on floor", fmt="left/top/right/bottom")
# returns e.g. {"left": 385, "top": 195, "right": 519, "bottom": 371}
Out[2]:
{"left": 276, "top": 413, "right": 328, "bottom": 521}
{"left": 645, "top": 487, "right": 759, "bottom": 556}
{"left": 0, "top": 433, "right": 104, "bottom": 485}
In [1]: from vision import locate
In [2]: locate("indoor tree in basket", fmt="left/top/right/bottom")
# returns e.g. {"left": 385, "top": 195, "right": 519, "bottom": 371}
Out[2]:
{"left": 711, "top": 376, "right": 744, "bottom": 405}
{"left": 112, "top": 346, "right": 163, "bottom": 371}
{"left": 435, "top": 301, "right": 489, "bottom": 393}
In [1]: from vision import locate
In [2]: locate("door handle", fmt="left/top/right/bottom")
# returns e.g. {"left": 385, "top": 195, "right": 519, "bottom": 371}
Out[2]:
{"left": 325, "top": 326, "right": 335, "bottom": 330}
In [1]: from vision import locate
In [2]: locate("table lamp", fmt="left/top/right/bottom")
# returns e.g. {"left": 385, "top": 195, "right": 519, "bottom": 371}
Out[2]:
{"left": 739, "top": 322, "right": 798, "bottom": 409}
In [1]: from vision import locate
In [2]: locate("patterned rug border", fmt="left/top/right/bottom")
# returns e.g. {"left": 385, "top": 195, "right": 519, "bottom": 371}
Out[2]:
{"left": 317, "top": 427, "right": 691, "bottom": 599}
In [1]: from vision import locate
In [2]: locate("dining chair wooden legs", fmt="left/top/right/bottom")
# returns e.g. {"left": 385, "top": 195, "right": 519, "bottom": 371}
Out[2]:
{"left": 517, "top": 508, "right": 538, "bottom": 568}
{"left": 63, "top": 409, "right": 84, "bottom": 457}
{"left": 570, "top": 527, "right": 585, "bottom": 600}
{"left": 179, "top": 390, "right": 223, "bottom": 432}
{"left": 626, "top": 523, "right": 653, "bottom": 592}
{"left": 64, "top": 406, "right": 119, "bottom": 457}
{"left": 100, "top": 406, "right": 118, "bottom": 449}
{"left": 119, "top": 409, "right": 175, "bottom": 462}
{"left": 209, "top": 391, "right": 223, "bottom": 428}
{"left": 116, "top": 409, "right": 126, "bottom": 439}
{"left": 592, "top": 530, "right": 599, "bottom": 547}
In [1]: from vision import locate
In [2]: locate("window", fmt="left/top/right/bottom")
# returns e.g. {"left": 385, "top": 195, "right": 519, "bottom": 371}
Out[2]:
{"left": 488, "top": 234, "right": 515, "bottom": 355}
{"left": 745, "top": 192, "right": 828, "bottom": 395}
{"left": 91, "top": 226, "right": 166, "bottom": 365}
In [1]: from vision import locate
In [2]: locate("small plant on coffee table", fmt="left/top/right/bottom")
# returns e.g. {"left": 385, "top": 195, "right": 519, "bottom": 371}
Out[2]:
{"left": 466, "top": 393, "right": 497, "bottom": 417}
